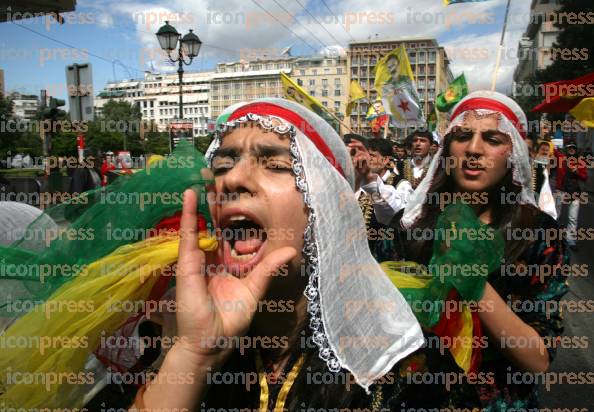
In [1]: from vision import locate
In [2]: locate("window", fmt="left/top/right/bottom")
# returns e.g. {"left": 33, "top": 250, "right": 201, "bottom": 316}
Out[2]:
{"left": 312, "top": 69, "right": 317, "bottom": 75}
{"left": 334, "top": 101, "right": 341, "bottom": 110}
{"left": 334, "top": 78, "right": 341, "bottom": 87}
{"left": 337, "top": 68, "right": 343, "bottom": 75}
{"left": 300, "top": 70, "right": 305, "bottom": 75}
{"left": 322, "top": 101, "right": 328, "bottom": 107}
{"left": 322, "top": 89, "right": 328, "bottom": 97}
{"left": 324, "top": 68, "right": 330, "bottom": 74}
{"left": 334, "top": 89, "right": 341, "bottom": 96}
{"left": 309, "top": 79, "right": 315, "bottom": 86}
{"left": 322, "top": 79, "right": 328, "bottom": 86}
{"left": 429, "top": 51, "right": 436, "bottom": 63}
{"left": 297, "top": 79, "right": 303, "bottom": 86}
{"left": 418, "top": 52, "right": 426, "bottom": 64}
{"left": 310, "top": 90, "right": 315, "bottom": 96}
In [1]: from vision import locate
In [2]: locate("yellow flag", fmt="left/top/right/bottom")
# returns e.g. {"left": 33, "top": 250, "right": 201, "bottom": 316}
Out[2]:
{"left": 346, "top": 80, "right": 366, "bottom": 116}
{"left": 280, "top": 72, "right": 339, "bottom": 131}
{"left": 349, "top": 79, "right": 366, "bottom": 101}
{"left": 569, "top": 97, "right": 594, "bottom": 128}
{"left": 373, "top": 44, "right": 415, "bottom": 97}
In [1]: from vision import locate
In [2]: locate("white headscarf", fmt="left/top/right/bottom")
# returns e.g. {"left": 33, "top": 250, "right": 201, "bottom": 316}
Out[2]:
{"left": 402, "top": 91, "right": 537, "bottom": 229}
{"left": 206, "top": 98, "right": 424, "bottom": 392}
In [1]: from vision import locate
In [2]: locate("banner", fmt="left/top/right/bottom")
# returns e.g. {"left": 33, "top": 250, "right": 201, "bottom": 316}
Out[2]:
{"left": 374, "top": 45, "right": 424, "bottom": 127}
{"left": 366, "top": 100, "right": 390, "bottom": 135}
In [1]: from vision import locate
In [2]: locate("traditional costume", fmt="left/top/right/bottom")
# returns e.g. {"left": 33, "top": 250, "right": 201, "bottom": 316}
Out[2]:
{"left": 0, "top": 98, "right": 502, "bottom": 411}
{"left": 394, "top": 91, "right": 570, "bottom": 410}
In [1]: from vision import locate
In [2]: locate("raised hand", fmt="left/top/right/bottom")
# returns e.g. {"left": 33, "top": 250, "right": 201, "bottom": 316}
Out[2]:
{"left": 174, "top": 188, "right": 297, "bottom": 365}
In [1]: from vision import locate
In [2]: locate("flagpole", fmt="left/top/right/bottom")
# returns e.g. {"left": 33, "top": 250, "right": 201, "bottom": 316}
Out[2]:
{"left": 491, "top": 0, "right": 512, "bottom": 91}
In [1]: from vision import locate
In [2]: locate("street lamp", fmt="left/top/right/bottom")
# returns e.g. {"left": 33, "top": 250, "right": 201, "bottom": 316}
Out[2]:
{"left": 156, "top": 21, "right": 202, "bottom": 120}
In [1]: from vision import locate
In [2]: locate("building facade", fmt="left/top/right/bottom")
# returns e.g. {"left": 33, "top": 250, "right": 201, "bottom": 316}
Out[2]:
{"left": 348, "top": 38, "right": 452, "bottom": 137}
{"left": 209, "top": 58, "right": 295, "bottom": 119}
{"left": 291, "top": 55, "right": 349, "bottom": 134}
{"left": 513, "top": 0, "right": 562, "bottom": 94}
{"left": 9, "top": 91, "right": 39, "bottom": 121}
{"left": 95, "top": 70, "right": 213, "bottom": 137}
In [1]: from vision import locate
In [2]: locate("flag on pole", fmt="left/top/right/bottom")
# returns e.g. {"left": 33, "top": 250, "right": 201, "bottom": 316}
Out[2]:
{"left": 280, "top": 72, "right": 340, "bottom": 132}
{"left": 374, "top": 45, "right": 425, "bottom": 127}
{"left": 436, "top": 73, "right": 469, "bottom": 112}
{"left": 443, "top": 0, "right": 490, "bottom": 5}
{"left": 346, "top": 80, "right": 367, "bottom": 117}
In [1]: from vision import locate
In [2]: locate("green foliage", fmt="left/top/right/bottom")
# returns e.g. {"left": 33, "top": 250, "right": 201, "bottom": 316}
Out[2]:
{"left": 537, "top": 0, "right": 594, "bottom": 84}
{"left": 145, "top": 130, "right": 170, "bottom": 155}
{"left": 195, "top": 135, "right": 213, "bottom": 155}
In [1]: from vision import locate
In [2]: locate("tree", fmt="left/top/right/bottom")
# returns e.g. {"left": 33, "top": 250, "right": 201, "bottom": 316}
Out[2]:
{"left": 145, "top": 130, "right": 170, "bottom": 155}
{"left": 82, "top": 99, "right": 144, "bottom": 156}
{"left": 537, "top": 0, "right": 594, "bottom": 84}
{"left": 515, "top": 0, "right": 594, "bottom": 122}
{"left": 195, "top": 135, "right": 213, "bottom": 155}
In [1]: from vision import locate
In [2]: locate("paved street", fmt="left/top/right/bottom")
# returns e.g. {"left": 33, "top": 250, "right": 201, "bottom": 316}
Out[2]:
{"left": 540, "top": 194, "right": 594, "bottom": 409}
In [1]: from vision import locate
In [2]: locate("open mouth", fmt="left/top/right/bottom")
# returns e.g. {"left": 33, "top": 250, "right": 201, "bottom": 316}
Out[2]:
{"left": 220, "top": 212, "right": 268, "bottom": 276}
{"left": 461, "top": 160, "right": 485, "bottom": 176}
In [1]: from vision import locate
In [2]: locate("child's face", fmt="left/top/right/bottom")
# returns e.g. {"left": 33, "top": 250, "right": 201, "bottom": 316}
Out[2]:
{"left": 210, "top": 125, "right": 308, "bottom": 279}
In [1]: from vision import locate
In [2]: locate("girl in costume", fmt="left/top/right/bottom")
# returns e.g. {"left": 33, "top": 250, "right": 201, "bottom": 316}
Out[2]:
{"left": 1, "top": 99, "right": 481, "bottom": 410}
{"left": 392, "top": 91, "right": 569, "bottom": 410}
{"left": 128, "top": 98, "right": 462, "bottom": 410}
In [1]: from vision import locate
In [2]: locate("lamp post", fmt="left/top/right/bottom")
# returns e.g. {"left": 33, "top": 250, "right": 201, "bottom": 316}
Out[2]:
{"left": 156, "top": 21, "right": 202, "bottom": 120}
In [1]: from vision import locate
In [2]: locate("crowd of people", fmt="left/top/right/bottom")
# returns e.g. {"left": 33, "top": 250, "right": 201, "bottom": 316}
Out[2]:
{"left": 0, "top": 90, "right": 588, "bottom": 412}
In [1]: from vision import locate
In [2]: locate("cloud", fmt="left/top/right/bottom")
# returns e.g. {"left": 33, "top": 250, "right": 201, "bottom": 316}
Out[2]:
{"left": 94, "top": 0, "right": 534, "bottom": 91}
{"left": 96, "top": 13, "right": 115, "bottom": 28}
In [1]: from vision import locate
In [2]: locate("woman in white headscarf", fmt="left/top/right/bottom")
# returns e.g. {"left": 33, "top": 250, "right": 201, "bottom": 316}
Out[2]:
{"left": 129, "top": 98, "right": 459, "bottom": 411}
{"left": 392, "top": 91, "right": 570, "bottom": 410}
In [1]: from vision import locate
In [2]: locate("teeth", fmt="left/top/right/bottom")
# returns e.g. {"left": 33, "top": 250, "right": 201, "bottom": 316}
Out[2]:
{"left": 229, "top": 215, "right": 248, "bottom": 222}
{"left": 230, "top": 247, "right": 257, "bottom": 261}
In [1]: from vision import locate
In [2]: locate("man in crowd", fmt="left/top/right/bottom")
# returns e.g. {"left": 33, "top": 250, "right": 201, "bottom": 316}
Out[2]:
{"left": 344, "top": 134, "right": 412, "bottom": 261}
{"left": 392, "top": 140, "right": 407, "bottom": 177}
{"left": 555, "top": 142, "right": 588, "bottom": 249}
{"left": 403, "top": 130, "right": 434, "bottom": 189}
{"left": 531, "top": 136, "right": 557, "bottom": 219}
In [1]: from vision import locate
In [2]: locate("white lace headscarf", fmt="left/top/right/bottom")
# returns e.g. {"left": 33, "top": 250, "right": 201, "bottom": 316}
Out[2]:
{"left": 206, "top": 98, "right": 424, "bottom": 392}
{"left": 402, "top": 91, "right": 536, "bottom": 229}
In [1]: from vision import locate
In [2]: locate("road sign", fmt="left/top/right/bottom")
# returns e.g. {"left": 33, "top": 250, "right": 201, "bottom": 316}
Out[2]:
{"left": 66, "top": 63, "right": 94, "bottom": 122}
